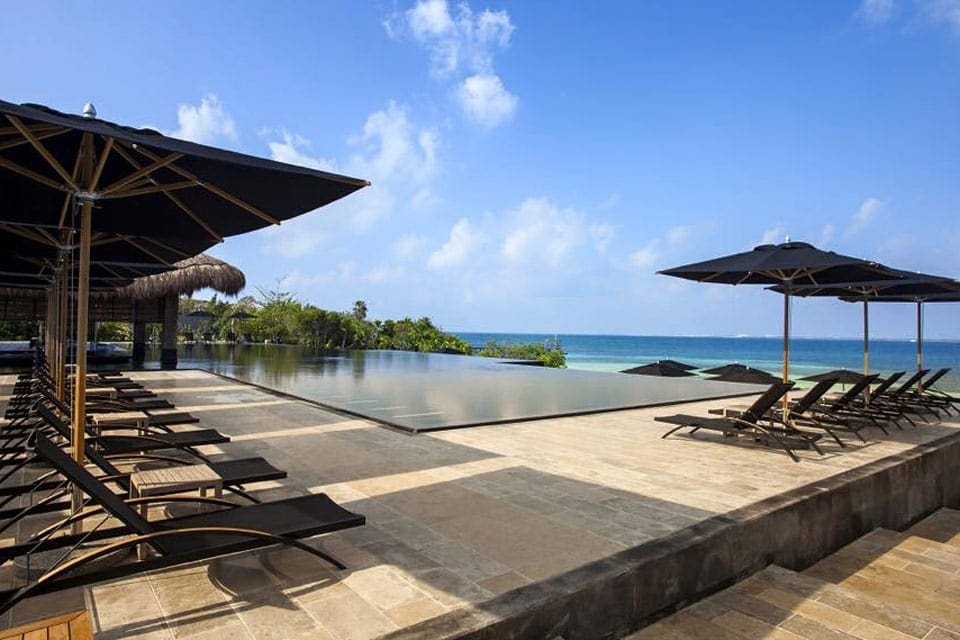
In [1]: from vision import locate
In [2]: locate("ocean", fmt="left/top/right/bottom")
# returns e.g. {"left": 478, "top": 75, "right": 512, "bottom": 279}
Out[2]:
{"left": 456, "top": 333, "right": 960, "bottom": 392}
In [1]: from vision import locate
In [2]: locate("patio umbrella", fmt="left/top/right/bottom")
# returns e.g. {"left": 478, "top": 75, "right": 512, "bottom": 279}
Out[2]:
{"left": 802, "top": 369, "right": 862, "bottom": 384}
{"left": 702, "top": 363, "right": 748, "bottom": 375}
{"left": 840, "top": 290, "right": 960, "bottom": 389}
{"left": 185, "top": 309, "right": 214, "bottom": 318}
{"left": 658, "top": 359, "right": 697, "bottom": 371}
{"left": 0, "top": 99, "right": 368, "bottom": 481}
{"left": 770, "top": 272, "right": 959, "bottom": 378}
{"left": 659, "top": 240, "right": 904, "bottom": 414}
{"left": 621, "top": 361, "right": 696, "bottom": 377}
{"left": 709, "top": 367, "right": 780, "bottom": 384}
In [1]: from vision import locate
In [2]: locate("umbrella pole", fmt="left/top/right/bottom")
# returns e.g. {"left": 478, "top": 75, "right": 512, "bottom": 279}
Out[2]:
{"left": 56, "top": 264, "right": 68, "bottom": 402}
{"left": 782, "top": 284, "right": 790, "bottom": 417}
{"left": 863, "top": 301, "right": 871, "bottom": 404}
{"left": 917, "top": 301, "right": 923, "bottom": 391}
{"left": 71, "top": 134, "right": 94, "bottom": 521}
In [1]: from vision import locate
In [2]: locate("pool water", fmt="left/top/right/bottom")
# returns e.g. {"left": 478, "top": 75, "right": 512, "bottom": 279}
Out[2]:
{"left": 139, "top": 345, "right": 764, "bottom": 432}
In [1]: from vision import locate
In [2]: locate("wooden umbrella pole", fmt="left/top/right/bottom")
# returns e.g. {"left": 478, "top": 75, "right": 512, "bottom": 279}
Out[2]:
{"left": 917, "top": 301, "right": 923, "bottom": 392}
{"left": 863, "top": 301, "right": 869, "bottom": 375}
{"left": 782, "top": 283, "right": 790, "bottom": 417}
{"left": 863, "top": 301, "right": 871, "bottom": 404}
{"left": 56, "top": 264, "right": 68, "bottom": 401}
{"left": 71, "top": 133, "right": 94, "bottom": 516}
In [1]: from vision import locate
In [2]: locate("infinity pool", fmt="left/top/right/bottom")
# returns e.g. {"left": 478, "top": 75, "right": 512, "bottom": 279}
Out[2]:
{"left": 135, "top": 345, "right": 765, "bottom": 432}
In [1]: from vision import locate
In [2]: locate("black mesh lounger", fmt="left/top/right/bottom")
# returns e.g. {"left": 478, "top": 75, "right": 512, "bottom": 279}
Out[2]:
{"left": 655, "top": 382, "right": 816, "bottom": 462}
{"left": 0, "top": 406, "right": 228, "bottom": 466}
{"left": 0, "top": 432, "right": 286, "bottom": 530}
{"left": 853, "top": 370, "right": 935, "bottom": 423}
{"left": 0, "top": 433, "right": 363, "bottom": 614}
{"left": 710, "top": 378, "right": 853, "bottom": 446}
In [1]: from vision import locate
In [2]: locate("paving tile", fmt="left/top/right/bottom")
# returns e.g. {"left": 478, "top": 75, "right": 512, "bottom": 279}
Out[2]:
{"left": 383, "top": 597, "right": 447, "bottom": 627}
{"left": 301, "top": 589, "right": 398, "bottom": 640}
{"left": 340, "top": 565, "right": 427, "bottom": 611}
{"left": 229, "top": 586, "right": 322, "bottom": 640}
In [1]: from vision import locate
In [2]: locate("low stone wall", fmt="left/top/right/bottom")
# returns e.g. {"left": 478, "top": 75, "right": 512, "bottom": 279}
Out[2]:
{"left": 384, "top": 431, "right": 960, "bottom": 640}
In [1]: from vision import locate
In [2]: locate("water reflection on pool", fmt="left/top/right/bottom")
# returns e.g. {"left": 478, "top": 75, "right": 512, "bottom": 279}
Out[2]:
{"left": 141, "top": 345, "right": 764, "bottom": 432}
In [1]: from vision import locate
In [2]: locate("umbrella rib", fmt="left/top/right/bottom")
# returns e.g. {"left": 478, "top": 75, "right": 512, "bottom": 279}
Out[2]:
{"left": 130, "top": 144, "right": 281, "bottom": 226}
{"left": 103, "top": 180, "right": 197, "bottom": 199}
{"left": 121, "top": 237, "right": 173, "bottom": 266}
{"left": 5, "top": 115, "right": 78, "bottom": 191}
{"left": 98, "top": 152, "right": 184, "bottom": 196}
{"left": 140, "top": 236, "right": 193, "bottom": 259}
{"left": 163, "top": 191, "right": 224, "bottom": 242}
{"left": 112, "top": 143, "right": 222, "bottom": 242}
{"left": 0, "top": 127, "right": 68, "bottom": 151}
{"left": 90, "top": 137, "right": 115, "bottom": 191}
{"left": 0, "top": 223, "right": 54, "bottom": 246}
{"left": 0, "top": 155, "right": 71, "bottom": 192}
{"left": 0, "top": 122, "right": 63, "bottom": 136}
{"left": 58, "top": 138, "right": 86, "bottom": 228}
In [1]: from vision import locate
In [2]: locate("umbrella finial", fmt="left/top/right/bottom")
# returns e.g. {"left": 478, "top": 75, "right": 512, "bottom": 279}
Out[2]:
{"left": 81, "top": 103, "right": 97, "bottom": 119}
{"left": 785, "top": 235, "right": 791, "bottom": 244}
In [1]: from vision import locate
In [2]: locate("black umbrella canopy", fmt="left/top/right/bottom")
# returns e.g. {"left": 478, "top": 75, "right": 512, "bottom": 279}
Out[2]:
{"left": 0, "top": 100, "right": 369, "bottom": 244}
{"left": 702, "top": 363, "right": 748, "bottom": 375}
{"left": 658, "top": 359, "right": 697, "bottom": 371}
{"left": 185, "top": 309, "right": 214, "bottom": 318}
{"left": 710, "top": 367, "right": 781, "bottom": 384}
{"left": 621, "top": 361, "right": 696, "bottom": 377}
{"left": 659, "top": 241, "right": 904, "bottom": 286}
{"left": 802, "top": 369, "right": 861, "bottom": 384}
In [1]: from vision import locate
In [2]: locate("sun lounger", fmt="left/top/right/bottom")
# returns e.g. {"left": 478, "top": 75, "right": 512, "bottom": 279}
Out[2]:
{"left": 0, "top": 411, "right": 285, "bottom": 528}
{"left": 0, "top": 433, "right": 364, "bottom": 614}
{"left": 656, "top": 382, "right": 819, "bottom": 461}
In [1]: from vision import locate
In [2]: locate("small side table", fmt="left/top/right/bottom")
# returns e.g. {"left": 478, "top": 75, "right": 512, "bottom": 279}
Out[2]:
{"left": 129, "top": 464, "right": 223, "bottom": 558}
{"left": 87, "top": 410, "right": 148, "bottom": 437}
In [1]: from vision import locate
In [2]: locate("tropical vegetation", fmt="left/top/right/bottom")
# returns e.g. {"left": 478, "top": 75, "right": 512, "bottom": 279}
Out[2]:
{"left": 0, "top": 285, "right": 566, "bottom": 367}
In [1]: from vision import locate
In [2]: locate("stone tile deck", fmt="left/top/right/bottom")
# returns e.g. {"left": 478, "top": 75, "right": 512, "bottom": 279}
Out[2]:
{"left": 1, "top": 369, "right": 958, "bottom": 639}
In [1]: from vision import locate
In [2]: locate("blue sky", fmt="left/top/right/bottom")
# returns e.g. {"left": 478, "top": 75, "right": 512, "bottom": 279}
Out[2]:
{"left": 3, "top": 0, "right": 960, "bottom": 338}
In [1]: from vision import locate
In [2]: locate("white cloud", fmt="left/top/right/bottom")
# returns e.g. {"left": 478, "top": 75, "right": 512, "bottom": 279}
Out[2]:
{"left": 263, "top": 222, "right": 327, "bottom": 259}
{"left": 845, "top": 197, "right": 884, "bottom": 238}
{"left": 501, "top": 198, "right": 588, "bottom": 268}
{"left": 364, "top": 264, "right": 406, "bottom": 284}
{"left": 590, "top": 223, "right": 615, "bottom": 253}
{"left": 918, "top": 0, "right": 960, "bottom": 32}
{"left": 407, "top": 0, "right": 454, "bottom": 39}
{"left": 820, "top": 223, "right": 836, "bottom": 246}
{"left": 171, "top": 94, "right": 238, "bottom": 146}
{"left": 760, "top": 223, "right": 786, "bottom": 246}
{"left": 390, "top": 0, "right": 518, "bottom": 127}
{"left": 457, "top": 74, "right": 518, "bottom": 127}
{"left": 266, "top": 129, "right": 336, "bottom": 171}
{"left": 856, "top": 0, "right": 895, "bottom": 24}
{"left": 393, "top": 234, "right": 428, "bottom": 261}
{"left": 630, "top": 240, "right": 661, "bottom": 271}
{"left": 263, "top": 102, "right": 440, "bottom": 255}
{"left": 429, "top": 218, "right": 482, "bottom": 268}
{"left": 666, "top": 225, "right": 690, "bottom": 247}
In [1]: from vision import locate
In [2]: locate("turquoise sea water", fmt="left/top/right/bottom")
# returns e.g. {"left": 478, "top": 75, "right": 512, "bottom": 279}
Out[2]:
{"left": 457, "top": 333, "right": 960, "bottom": 392}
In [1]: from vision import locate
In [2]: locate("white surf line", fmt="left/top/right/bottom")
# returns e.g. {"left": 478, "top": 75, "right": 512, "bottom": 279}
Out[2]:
{"left": 377, "top": 405, "right": 407, "bottom": 411}
{"left": 393, "top": 411, "right": 444, "bottom": 418}
{"left": 346, "top": 399, "right": 379, "bottom": 404}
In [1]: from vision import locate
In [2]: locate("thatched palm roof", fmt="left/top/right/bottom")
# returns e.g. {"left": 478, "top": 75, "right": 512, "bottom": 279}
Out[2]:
{"left": 118, "top": 254, "right": 245, "bottom": 300}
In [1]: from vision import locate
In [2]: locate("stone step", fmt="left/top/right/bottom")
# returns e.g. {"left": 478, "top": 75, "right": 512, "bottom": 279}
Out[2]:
{"left": 626, "top": 564, "right": 942, "bottom": 639}
{"left": 903, "top": 508, "right": 960, "bottom": 549}
{"left": 804, "top": 527, "right": 960, "bottom": 636}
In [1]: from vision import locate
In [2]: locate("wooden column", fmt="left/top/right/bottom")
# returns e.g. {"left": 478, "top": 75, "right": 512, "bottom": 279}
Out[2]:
{"left": 161, "top": 292, "right": 179, "bottom": 369}
{"left": 131, "top": 301, "right": 146, "bottom": 364}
